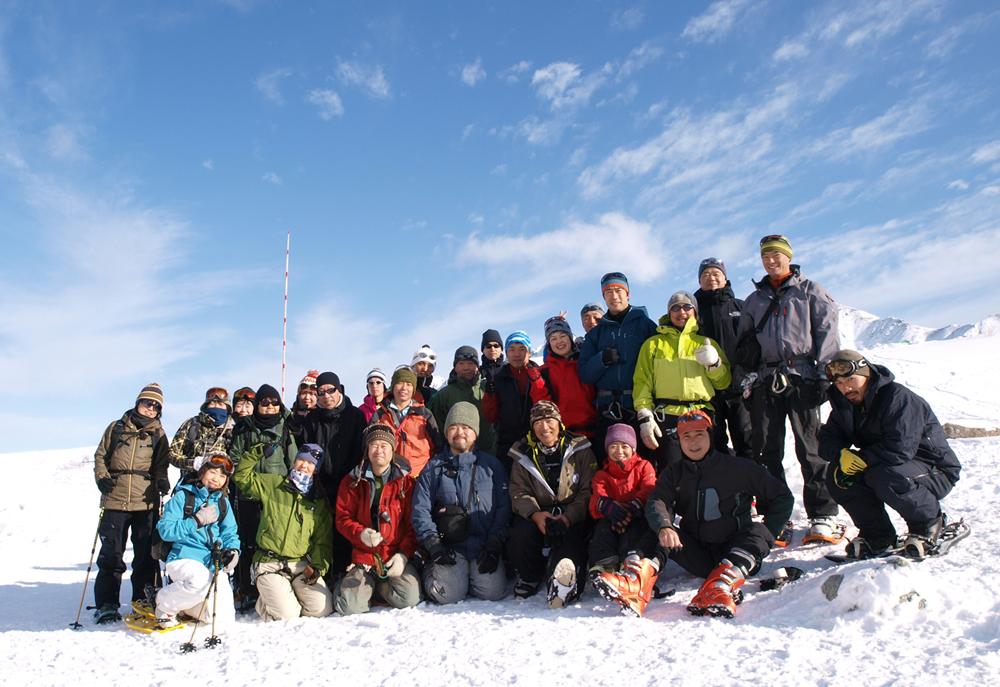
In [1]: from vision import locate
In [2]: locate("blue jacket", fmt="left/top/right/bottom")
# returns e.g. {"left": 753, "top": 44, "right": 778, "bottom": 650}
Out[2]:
{"left": 156, "top": 480, "right": 240, "bottom": 568}
{"left": 578, "top": 305, "right": 658, "bottom": 410}
{"left": 411, "top": 449, "right": 511, "bottom": 559}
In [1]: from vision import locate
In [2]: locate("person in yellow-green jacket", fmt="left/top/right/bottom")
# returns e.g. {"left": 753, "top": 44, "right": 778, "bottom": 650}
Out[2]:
{"left": 232, "top": 442, "right": 334, "bottom": 621}
{"left": 633, "top": 291, "right": 731, "bottom": 473}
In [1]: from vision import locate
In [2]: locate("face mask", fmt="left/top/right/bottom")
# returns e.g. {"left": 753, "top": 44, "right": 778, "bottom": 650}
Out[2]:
{"left": 288, "top": 469, "right": 314, "bottom": 494}
{"left": 204, "top": 407, "right": 229, "bottom": 426}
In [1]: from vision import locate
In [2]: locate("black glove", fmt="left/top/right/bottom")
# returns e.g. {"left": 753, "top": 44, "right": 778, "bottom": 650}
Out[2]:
{"left": 425, "top": 538, "right": 456, "bottom": 566}
{"left": 602, "top": 347, "right": 620, "bottom": 366}
{"left": 545, "top": 517, "right": 568, "bottom": 538}
{"left": 626, "top": 498, "right": 644, "bottom": 517}
{"left": 476, "top": 537, "right": 503, "bottom": 575}
{"left": 607, "top": 501, "right": 631, "bottom": 527}
{"left": 97, "top": 477, "right": 115, "bottom": 495}
{"left": 157, "top": 478, "right": 171, "bottom": 496}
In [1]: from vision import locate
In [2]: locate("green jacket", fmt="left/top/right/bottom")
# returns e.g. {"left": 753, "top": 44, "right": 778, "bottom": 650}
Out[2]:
{"left": 428, "top": 373, "right": 498, "bottom": 456}
{"left": 633, "top": 315, "right": 731, "bottom": 416}
{"left": 230, "top": 412, "right": 297, "bottom": 475}
{"left": 232, "top": 446, "right": 332, "bottom": 576}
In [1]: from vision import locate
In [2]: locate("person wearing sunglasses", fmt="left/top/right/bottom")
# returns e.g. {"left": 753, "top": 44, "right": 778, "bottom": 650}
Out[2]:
{"left": 152, "top": 452, "right": 241, "bottom": 630}
{"left": 735, "top": 234, "right": 842, "bottom": 545}
{"left": 168, "top": 386, "right": 236, "bottom": 478}
{"left": 633, "top": 291, "right": 731, "bottom": 473}
{"left": 818, "top": 350, "right": 961, "bottom": 559}
{"left": 428, "top": 346, "right": 498, "bottom": 456}
{"left": 480, "top": 329, "right": 505, "bottom": 388}
{"left": 359, "top": 368, "right": 388, "bottom": 423}
{"left": 91, "top": 383, "right": 171, "bottom": 624}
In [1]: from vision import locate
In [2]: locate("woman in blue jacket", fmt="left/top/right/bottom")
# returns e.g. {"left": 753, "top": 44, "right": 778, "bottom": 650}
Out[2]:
{"left": 154, "top": 452, "right": 240, "bottom": 629}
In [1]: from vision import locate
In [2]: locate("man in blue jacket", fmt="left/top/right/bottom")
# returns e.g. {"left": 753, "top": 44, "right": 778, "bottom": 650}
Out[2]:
{"left": 578, "top": 272, "right": 658, "bottom": 460}
{"left": 819, "top": 350, "right": 961, "bottom": 559}
{"left": 412, "top": 402, "right": 511, "bottom": 604}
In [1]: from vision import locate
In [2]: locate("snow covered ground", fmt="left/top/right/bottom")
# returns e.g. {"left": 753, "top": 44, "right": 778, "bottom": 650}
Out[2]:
{"left": 1, "top": 337, "right": 998, "bottom": 687}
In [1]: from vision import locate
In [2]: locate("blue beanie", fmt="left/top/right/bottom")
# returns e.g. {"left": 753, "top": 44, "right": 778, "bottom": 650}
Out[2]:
{"left": 505, "top": 330, "right": 531, "bottom": 350}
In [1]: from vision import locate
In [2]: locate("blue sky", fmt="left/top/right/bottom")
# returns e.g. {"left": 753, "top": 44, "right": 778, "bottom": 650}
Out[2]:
{"left": 2, "top": 0, "right": 999, "bottom": 451}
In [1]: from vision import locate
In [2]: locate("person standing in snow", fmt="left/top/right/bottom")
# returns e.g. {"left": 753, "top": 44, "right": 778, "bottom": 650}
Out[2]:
{"left": 334, "top": 424, "right": 421, "bottom": 614}
{"left": 359, "top": 368, "right": 388, "bottom": 423}
{"left": 233, "top": 443, "right": 335, "bottom": 620}
{"left": 412, "top": 402, "right": 510, "bottom": 605}
{"left": 529, "top": 314, "right": 597, "bottom": 439}
{"left": 580, "top": 303, "right": 605, "bottom": 336}
{"left": 410, "top": 345, "right": 439, "bottom": 405}
{"left": 429, "top": 346, "right": 498, "bottom": 456}
{"left": 693, "top": 258, "right": 753, "bottom": 458}
{"left": 169, "top": 387, "right": 235, "bottom": 477}
{"left": 819, "top": 350, "right": 962, "bottom": 559}
{"left": 483, "top": 330, "right": 540, "bottom": 475}
{"left": 287, "top": 370, "right": 319, "bottom": 443}
{"left": 370, "top": 367, "right": 442, "bottom": 476}
{"left": 507, "top": 401, "right": 597, "bottom": 609}
{"left": 153, "top": 452, "right": 240, "bottom": 629}
{"left": 595, "top": 411, "right": 793, "bottom": 618}
{"left": 633, "top": 291, "right": 731, "bottom": 473}
{"left": 480, "top": 329, "right": 505, "bottom": 388}
{"left": 232, "top": 387, "right": 255, "bottom": 420}
{"left": 736, "top": 235, "right": 842, "bottom": 543}
{"left": 91, "top": 383, "right": 171, "bottom": 623}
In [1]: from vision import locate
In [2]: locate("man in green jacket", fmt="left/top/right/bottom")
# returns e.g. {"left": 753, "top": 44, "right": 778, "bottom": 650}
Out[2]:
{"left": 429, "top": 345, "right": 498, "bottom": 456}
{"left": 233, "top": 442, "right": 334, "bottom": 621}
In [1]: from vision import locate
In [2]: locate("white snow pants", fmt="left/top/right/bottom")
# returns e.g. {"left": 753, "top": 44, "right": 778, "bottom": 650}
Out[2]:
{"left": 156, "top": 558, "right": 235, "bottom": 630}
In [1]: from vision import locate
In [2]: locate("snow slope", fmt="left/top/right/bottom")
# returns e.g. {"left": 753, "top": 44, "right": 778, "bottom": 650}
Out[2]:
{"left": 1, "top": 337, "right": 998, "bottom": 687}
{"left": 839, "top": 306, "right": 1000, "bottom": 349}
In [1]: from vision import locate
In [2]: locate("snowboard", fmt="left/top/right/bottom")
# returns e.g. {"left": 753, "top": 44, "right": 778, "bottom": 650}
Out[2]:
{"left": 825, "top": 519, "right": 970, "bottom": 565}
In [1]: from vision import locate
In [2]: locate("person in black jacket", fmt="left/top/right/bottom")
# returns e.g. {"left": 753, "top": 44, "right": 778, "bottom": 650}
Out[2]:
{"left": 302, "top": 371, "right": 366, "bottom": 576}
{"left": 594, "top": 410, "right": 792, "bottom": 618}
{"left": 480, "top": 329, "right": 504, "bottom": 388}
{"left": 694, "top": 258, "right": 751, "bottom": 458}
{"left": 819, "top": 350, "right": 961, "bottom": 559}
{"left": 482, "top": 330, "right": 539, "bottom": 474}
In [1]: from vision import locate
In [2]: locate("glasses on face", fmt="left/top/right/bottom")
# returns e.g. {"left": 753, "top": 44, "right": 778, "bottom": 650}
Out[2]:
{"left": 205, "top": 453, "right": 234, "bottom": 475}
{"left": 367, "top": 379, "right": 384, "bottom": 386}
{"left": 259, "top": 398, "right": 280, "bottom": 408}
{"left": 139, "top": 399, "right": 162, "bottom": 411}
{"left": 317, "top": 387, "right": 339, "bottom": 397}
{"left": 483, "top": 342, "right": 502, "bottom": 349}
{"left": 825, "top": 358, "right": 868, "bottom": 381}
{"left": 759, "top": 234, "right": 788, "bottom": 246}
{"left": 669, "top": 304, "right": 695, "bottom": 313}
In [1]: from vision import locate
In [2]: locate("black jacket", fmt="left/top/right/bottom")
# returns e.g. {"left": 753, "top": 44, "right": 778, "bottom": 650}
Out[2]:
{"left": 302, "top": 395, "right": 366, "bottom": 502}
{"left": 819, "top": 364, "right": 961, "bottom": 483}
{"left": 493, "top": 362, "right": 539, "bottom": 451}
{"left": 646, "top": 448, "right": 793, "bottom": 543}
{"left": 695, "top": 283, "right": 744, "bottom": 391}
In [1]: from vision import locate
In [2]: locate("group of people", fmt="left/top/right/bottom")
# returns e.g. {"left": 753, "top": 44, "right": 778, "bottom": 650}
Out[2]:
{"left": 90, "top": 233, "right": 962, "bottom": 627}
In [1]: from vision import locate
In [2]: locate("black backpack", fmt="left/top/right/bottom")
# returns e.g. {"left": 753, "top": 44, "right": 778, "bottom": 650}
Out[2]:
{"left": 150, "top": 489, "right": 229, "bottom": 562}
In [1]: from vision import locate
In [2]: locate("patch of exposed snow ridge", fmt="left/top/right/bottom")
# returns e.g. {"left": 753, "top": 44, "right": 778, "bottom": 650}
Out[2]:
{"left": 838, "top": 306, "right": 999, "bottom": 349}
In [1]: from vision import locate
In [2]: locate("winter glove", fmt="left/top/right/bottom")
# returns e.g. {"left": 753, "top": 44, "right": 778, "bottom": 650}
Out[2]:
{"left": 601, "top": 346, "right": 620, "bottom": 366}
{"left": 525, "top": 366, "right": 541, "bottom": 382}
{"left": 360, "top": 528, "right": 384, "bottom": 548}
{"left": 222, "top": 549, "right": 239, "bottom": 574}
{"left": 97, "top": 477, "right": 115, "bottom": 495}
{"left": 607, "top": 501, "right": 631, "bottom": 528}
{"left": 545, "top": 516, "right": 568, "bottom": 538}
{"left": 694, "top": 344, "right": 721, "bottom": 369}
{"left": 156, "top": 478, "right": 171, "bottom": 496}
{"left": 424, "top": 538, "right": 457, "bottom": 566}
{"left": 637, "top": 408, "right": 662, "bottom": 450}
{"left": 839, "top": 448, "right": 868, "bottom": 476}
{"left": 476, "top": 537, "right": 503, "bottom": 575}
{"left": 193, "top": 503, "right": 220, "bottom": 527}
{"left": 626, "top": 498, "right": 644, "bottom": 517}
{"left": 383, "top": 553, "right": 408, "bottom": 578}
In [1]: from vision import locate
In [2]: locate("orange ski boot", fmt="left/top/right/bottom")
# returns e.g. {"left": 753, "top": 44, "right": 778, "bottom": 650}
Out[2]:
{"left": 592, "top": 554, "right": 659, "bottom": 617}
{"left": 687, "top": 560, "right": 746, "bottom": 619}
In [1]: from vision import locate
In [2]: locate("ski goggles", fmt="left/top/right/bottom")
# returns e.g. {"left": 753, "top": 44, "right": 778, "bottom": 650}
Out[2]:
{"left": 234, "top": 392, "right": 255, "bottom": 403}
{"left": 203, "top": 453, "right": 234, "bottom": 475}
{"left": 825, "top": 358, "right": 868, "bottom": 381}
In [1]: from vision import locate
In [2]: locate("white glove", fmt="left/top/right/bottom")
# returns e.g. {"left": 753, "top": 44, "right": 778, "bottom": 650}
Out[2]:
{"left": 637, "top": 408, "right": 662, "bottom": 450}
{"left": 384, "top": 552, "right": 408, "bottom": 577}
{"left": 222, "top": 549, "right": 239, "bottom": 574}
{"left": 360, "top": 528, "right": 384, "bottom": 548}
{"left": 694, "top": 344, "right": 720, "bottom": 369}
{"left": 193, "top": 504, "right": 219, "bottom": 527}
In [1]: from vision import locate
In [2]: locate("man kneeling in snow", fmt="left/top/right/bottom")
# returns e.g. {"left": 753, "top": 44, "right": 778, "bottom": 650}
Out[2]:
{"left": 154, "top": 453, "right": 240, "bottom": 629}
{"left": 595, "top": 411, "right": 792, "bottom": 618}
{"left": 819, "top": 350, "right": 961, "bottom": 559}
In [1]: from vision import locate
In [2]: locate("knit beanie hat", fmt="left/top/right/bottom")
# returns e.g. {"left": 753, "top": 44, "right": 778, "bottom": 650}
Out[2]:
{"left": 366, "top": 368, "right": 388, "bottom": 386}
{"left": 544, "top": 316, "right": 574, "bottom": 342}
{"left": 316, "top": 371, "right": 342, "bottom": 391}
{"left": 410, "top": 345, "right": 437, "bottom": 372}
{"left": 668, "top": 291, "right": 697, "bottom": 312}
{"left": 233, "top": 386, "right": 255, "bottom": 403}
{"left": 444, "top": 401, "right": 480, "bottom": 435}
{"left": 136, "top": 383, "right": 164, "bottom": 408}
{"left": 580, "top": 303, "right": 604, "bottom": 317}
{"left": 698, "top": 257, "right": 727, "bottom": 279}
{"left": 255, "top": 384, "right": 283, "bottom": 410}
{"left": 604, "top": 423, "right": 637, "bottom": 452}
{"left": 295, "top": 443, "right": 325, "bottom": 470}
{"left": 505, "top": 330, "right": 532, "bottom": 351}
{"left": 453, "top": 345, "right": 480, "bottom": 365}
{"left": 299, "top": 370, "right": 320, "bottom": 389}
{"left": 391, "top": 367, "right": 418, "bottom": 388}
{"left": 759, "top": 234, "right": 793, "bottom": 259}
{"left": 601, "top": 272, "right": 629, "bottom": 293}
{"left": 676, "top": 410, "right": 713, "bottom": 433}
{"left": 481, "top": 329, "right": 503, "bottom": 350}
{"left": 529, "top": 400, "right": 562, "bottom": 427}
{"left": 364, "top": 423, "right": 396, "bottom": 449}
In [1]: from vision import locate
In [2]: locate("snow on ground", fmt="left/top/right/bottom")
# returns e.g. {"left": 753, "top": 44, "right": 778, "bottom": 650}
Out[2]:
{"left": 1, "top": 337, "right": 999, "bottom": 687}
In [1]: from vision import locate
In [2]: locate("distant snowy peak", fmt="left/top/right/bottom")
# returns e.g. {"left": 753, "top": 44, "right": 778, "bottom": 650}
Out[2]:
{"left": 839, "top": 306, "right": 1000, "bottom": 349}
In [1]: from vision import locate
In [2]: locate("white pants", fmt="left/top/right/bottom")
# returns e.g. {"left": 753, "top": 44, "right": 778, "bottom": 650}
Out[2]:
{"left": 156, "top": 558, "right": 235, "bottom": 631}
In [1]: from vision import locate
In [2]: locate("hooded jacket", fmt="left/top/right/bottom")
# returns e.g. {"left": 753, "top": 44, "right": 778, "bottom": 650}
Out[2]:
{"left": 359, "top": 394, "right": 381, "bottom": 423}
{"left": 589, "top": 452, "right": 657, "bottom": 520}
{"left": 578, "top": 305, "right": 658, "bottom": 410}
{"left": 508, "top": 433, "right": 597, "bottom": 526}
{"left": 230, "top": 409, "right": 297, "bottom": 475}
{"left": 157, "top": 478, "right": 240, "bottom": 568}
{"left": 819, "top": 363, "right": 961, "bottom": 482}
{"left": 94, "top": 410, "right": 170, "bottom": 511}
{"left": 370, "top": 400, "right": 442, "bottom": 476}
{"left": 336, "top": 458, "right": 417, "bottom": 568}
{"left": 530, "top": 346, "right": 598, "bottom": 437}
{"left": 694, "top": 283, "right": 744, "bottom": 391}
{"left": 169, "top": 410, "right": 235, "bottom": 473}
{"left": 302, "top": 395, "right": 366, "bottom": 503}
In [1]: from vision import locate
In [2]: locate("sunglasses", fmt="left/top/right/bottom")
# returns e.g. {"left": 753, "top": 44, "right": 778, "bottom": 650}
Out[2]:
{"left": 258, "top": 398, "right": 281, "bottom": 407}
{"left": 139, "top": 399, "right": 162, "bottom": 411}
{"left": 759, "top": 234, "right": 789, "bottom": 246}
{"left": 317, "top": 387, "right": 339, "bottom": 396}
{"left": 204, "top": 453, "right": 234, "bottom": 475}
{"left": 483, "top": 342, "right": 502, "bottom": 349}
{"left": 669, "top": 304, "right": 695, "bottom": 313}
{"left": 825, "top": 358, "right": 868, "bottom": 381}
{"left": 367, "top": 379, "right": 385, "bottom": 386}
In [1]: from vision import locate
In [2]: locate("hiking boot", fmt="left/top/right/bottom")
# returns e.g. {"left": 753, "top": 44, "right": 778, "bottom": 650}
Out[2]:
{"left": 513, "top": 576, "right": 540, "bottom": 599}
{"left": 904, "top": 513, "right": 945, "bottom": 558}
{"left": 93, "top": 603, "right": 121, "bottom": 625}
{"left": 843, "top": 536, "right": 896, "bottom": 560}
{"left": 546, "top": 558, "right": 579, "bottom": 609}
{"left": 153, "top": 607, "right": 179, "bottom": 628}
{"left": 687, "top": 560, "right": 746, "bottom": 618}
{"left": 803, "top": 516, "right": 845, "bottom": 544}
{"left": 592, "top": 554, "right": 659, "bottom": 617}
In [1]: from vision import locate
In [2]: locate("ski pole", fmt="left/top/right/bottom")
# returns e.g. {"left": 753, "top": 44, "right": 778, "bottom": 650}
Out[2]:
{"left": 70, "top": 507, "right": 105, "bottom": 630}
{"left": 180, "top": 542, "right": 223, "bottom": 654}
{"left": 205, "top": 545, "right": 223, "bottom": 648}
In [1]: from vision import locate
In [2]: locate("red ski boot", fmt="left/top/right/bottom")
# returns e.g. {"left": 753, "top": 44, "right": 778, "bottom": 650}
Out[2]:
{"left": 592, "top": 554, "right": 659, "bottom": 617}
{"left": 687, "top": 561, "right": 746, "bottom": 618}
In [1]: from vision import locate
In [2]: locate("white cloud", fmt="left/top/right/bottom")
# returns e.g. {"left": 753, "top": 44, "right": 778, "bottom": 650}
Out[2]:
{"left": 44, "top": 123, "right": 87, "bottom": 161}
{"left": 202, "top": 159, "right": 214, "bottom": 171}
{"left": 262, "top": 171, "right": 283, "bottom": 185}
{"left": 926, "top": 12, "right": 997, "bottom": 59}
{"left": 460, "top": 58, "right": 486, "bottom": 86}
{"left": 532, "top": 62, "right": 609, "bottom": 110}
{"left": 335, "top": 59, "right": 391, "bottom": 99}
{"left": 255, "top": 67, "right": 293, "bottom": 105}
{"left": 971, "top": 141, "right": 1000, "bottom": 164}
{"left": 611, "top": 7, "right": 644, "bottom": 31}
{"left": 947, "top": 179, "right": 969, "bottom": 191}
{"left": 499, "top": 116, "right": 568, "bottom": 146}
{"left": 467, "top": 213, "right": 484, "bottom": 226}
{"left": 840, "top": 0, "right": 943, "bottom": 48}
{"left": 816, "top": 99, "right": 933, "bottom": 160}
{"left": 617, "top": 41, "right": 664, "bottom": 79}
{"left": 499, "top": 60, "right": 532, "bottom": 84}
{"left": 681, "top": 0, "right": 752, "bottom": 44}
{"left": 773, "top": 41, "right": 809, "bottom": 61}
{"left": 461, "top": 123, "right": 475, "bottom": 140}
{"left": 490, "top": 163, "right": 507, "bottom": 176}
{"left": 306, "top": 88, "right": 344, "bottom": 120}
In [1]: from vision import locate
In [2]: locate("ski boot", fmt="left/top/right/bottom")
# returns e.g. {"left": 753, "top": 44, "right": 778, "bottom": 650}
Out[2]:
{"left": 903, "top": 513, "right": 945, "bottom": 559}
{"left": 687, "top": 560, "right": 746, "bottom": 618}
{"left": 802, "top": 516, "right": 846, "bottom": 545}
{"left": 546, "top": 558, "right": 579, "bottom": 609}
{"left": 843, "top": 535, "right": 897, "bottom": 560}
{"left": 94, "top": 603, "right": 122, "bottom": 625}
{"left": 592, "top": 554, "right": 659, "bottom": 618}
{"left": 513, "top": 576, "right": 539, "bottom": 599}
{"left": 773, "top": 521, "right": 794, "bottom": 548}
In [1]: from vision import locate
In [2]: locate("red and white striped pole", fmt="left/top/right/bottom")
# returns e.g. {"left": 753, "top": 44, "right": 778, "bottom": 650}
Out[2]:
{"left": 281, "top": 230, "right": 291, "bottom": 402}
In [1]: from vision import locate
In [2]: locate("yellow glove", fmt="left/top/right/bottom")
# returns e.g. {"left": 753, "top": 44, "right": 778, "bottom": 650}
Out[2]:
{"left": 839, "top": 448, "right": 868, "bottom": 476}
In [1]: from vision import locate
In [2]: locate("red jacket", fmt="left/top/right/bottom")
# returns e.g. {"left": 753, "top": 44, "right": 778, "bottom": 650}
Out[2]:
{"left": 335, "top": 459, "right": 417, "bottom": 568}
{"left": 589, "top": 453, "right": 657, "bottom": 519}
{"left": 359, "top": 395, "right": 381, "bottom": 423}
{"left": 530, "top": 353, "right": 598, "bottom": 437}
{"left": 371, "top": 401, "right": 442, "bottom": 476}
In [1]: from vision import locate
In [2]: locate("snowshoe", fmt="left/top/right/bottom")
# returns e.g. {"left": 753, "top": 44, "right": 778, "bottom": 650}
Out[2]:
{"left": 123, "top": 613, "right": 186, "bottom": 635}
{"left": 772, "top": 521, "right": 794, "bottom": 548}
{"left": 687, "top": 561, "right": 745, "bottom": 618}
{"left": 802, "top": 518, "right": 847, "bottom": 546}
{"left": 592, "top": 555, "right": 659, "bottom": 618}
{"left": 757, "top": 566, "right": 803, "bottom": 592}
{"left": 93, "top": 604, "right": 121, "bottom": 625}
{"left": 903, "top": 518, "right": 969, "bottom": 560}
{"left": 546, "top": 558, "right": 578, "bottom": 609}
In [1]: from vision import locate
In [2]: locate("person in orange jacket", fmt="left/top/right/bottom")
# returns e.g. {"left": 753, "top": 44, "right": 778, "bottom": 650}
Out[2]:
{"left": 370, "top": 367, "right": 443, "bottom": 476}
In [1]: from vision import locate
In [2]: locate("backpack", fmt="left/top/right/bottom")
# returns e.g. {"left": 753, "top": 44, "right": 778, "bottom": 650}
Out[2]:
{"left": 150, "top": 489, "right": 229, "bottom": 562}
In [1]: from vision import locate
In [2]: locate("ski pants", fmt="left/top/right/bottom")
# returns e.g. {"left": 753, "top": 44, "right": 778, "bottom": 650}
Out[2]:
{"left": 254, "top": 558, "right": 334, "bottom": 621}
{"left": 751, "top": 382, "right": 838, "bottom": 518}
{"left": 827, "top": 459, "right": 954, "bottom": 544}
{"left": 156, "top": 558, "right": 235, "bottom": 630}
{"left": 506, "top": 515, "right": 589, "bottom": 587}
{"left": 714, "top": 396, "right": 753, "bottom": 459}
{"left": 588, "top": 516, "right": 658, "bottom": 569}
{"left": 660, "top": 523, "right": 773, "bottom": 579}
{"left": 422, "top": 552, "right": 507, "bottom": 605}
{"left": 334, "top": 561, "right": 422, "bottom": 615}
{"left": 233, "top": 496, "right": 261, "bottom": 600}
{"left": 95, "top": 509, "right": 157, "bottom": 608}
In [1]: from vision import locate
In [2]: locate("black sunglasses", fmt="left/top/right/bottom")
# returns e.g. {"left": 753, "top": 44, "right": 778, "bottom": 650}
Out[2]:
{"left": 317, "top": 387, "right": 339, "bottom": 396}
{"left": 139, "top": 399, "right": 161, "bottom": 411}
{"left": 258, "top": 398, "right": 280, "bottom": 407}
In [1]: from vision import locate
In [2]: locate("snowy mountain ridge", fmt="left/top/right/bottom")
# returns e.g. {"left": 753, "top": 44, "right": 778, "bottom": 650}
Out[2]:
{"left": 838, "top": 305, "right": 1000, "bottom": 350}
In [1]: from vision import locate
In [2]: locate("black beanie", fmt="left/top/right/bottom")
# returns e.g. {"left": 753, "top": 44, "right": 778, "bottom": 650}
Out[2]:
{"left": 316, "top": 371, "right": 342, "bottom": 390}
{"left": 481, "top": 329, "right": 502, "bottom": 350}
{"left": 254, "top": 384, "right": 283, "bottom": 409}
